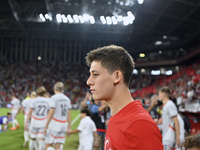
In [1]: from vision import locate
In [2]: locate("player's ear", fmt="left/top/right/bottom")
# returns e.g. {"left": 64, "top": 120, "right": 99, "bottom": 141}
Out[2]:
{"left": 113, "top": 70, "right": 122, "bottom": 84}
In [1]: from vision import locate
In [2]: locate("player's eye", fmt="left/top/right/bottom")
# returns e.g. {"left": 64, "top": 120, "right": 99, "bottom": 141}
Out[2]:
{"left": 93, "top": 74, "right": 99, "bottom": 77}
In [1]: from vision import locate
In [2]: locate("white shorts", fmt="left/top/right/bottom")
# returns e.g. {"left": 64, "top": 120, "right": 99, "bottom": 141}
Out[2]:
{"left": 163, "top": 140, "right": 176, "bottom": 150}
{"left": 29, "top": 126, "right": 45, "bottom": 139}
{"left": 78, "top": 144, "right": 92, "bottom": 150}
{"left": 45, "top": 129, "right": 66, "bottom": 144}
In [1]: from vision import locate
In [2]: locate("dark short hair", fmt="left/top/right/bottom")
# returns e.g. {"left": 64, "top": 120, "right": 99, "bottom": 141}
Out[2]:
{"left": 80, "top": 108, "right": 91, "bottom": 117}
{"left": 7, "top": 112, "right": 11, "bottom": 115}
{"left": 183, "top": 134, "right": 200, "bottom": 149}
{"left": 85, "top": 45, "right": 135, "bottom": 86}
{"left": 159, "top": 86, "right": 171, "bottom": 98}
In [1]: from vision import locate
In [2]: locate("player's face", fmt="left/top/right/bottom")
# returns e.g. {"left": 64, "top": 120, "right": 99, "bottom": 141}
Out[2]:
{"left": 87, "top": 61, "right": 115, "bottom": 101}
{"left": 7, "top": 115, "right": 11, "bottom": 120}
{"left": 158, "top": 91, "right": 164, "bottom": 101}
{"left": 80, "top": 113, "right": 86, "bottom": 119}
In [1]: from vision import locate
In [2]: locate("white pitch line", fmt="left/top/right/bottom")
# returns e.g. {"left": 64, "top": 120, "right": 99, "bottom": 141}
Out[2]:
{"left": 71, "top": 113, "right": 80, "bottom": 125}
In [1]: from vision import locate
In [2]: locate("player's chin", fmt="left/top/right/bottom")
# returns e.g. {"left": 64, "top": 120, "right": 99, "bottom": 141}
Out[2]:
{"left": 93, "top": 95, "right": 105, "bottom": 101}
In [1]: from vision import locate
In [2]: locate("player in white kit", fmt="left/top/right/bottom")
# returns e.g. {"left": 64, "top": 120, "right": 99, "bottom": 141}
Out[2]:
{"left": 45, "top": 82, "right": 71, "bottom": 150}
{"left": 22, "top": 91, "right": 37, "bottom": 147}
{"left": 10, "top": 95, "right": 21, "bottom": 130}
{"left": 158, "top": 86, "right": 181, "bottom": 150}
{"left": 25, "top": 87, "right": 50, "bottom": 150}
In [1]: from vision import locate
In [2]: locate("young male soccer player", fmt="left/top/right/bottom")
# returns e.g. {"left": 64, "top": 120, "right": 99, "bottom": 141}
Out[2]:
{"left": 10, "top": 95, "right": 20, "bottom": 130}
{"left": 22, "top": 91, "right": 37, "bottom": 147}
{"left": 0, "top": 112, "right": 11, "bottom": 131}
{"left": 158, "top": 86, "right": 181, "bottom": 150}
{"left": 69, "top": 108, "right": 98, "bottom": 150}
{"left": 86, "top": 45, "right": 163, "bottom": 150}
{"left": 44, "top": 82, "right": 71, "bottom": 150}
{"left": 25, "top": 87, "right": 50, "bottom": 150}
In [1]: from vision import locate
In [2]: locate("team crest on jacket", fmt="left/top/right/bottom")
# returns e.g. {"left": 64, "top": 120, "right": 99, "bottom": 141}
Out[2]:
{"left": 104, "top": 137, "right": 113, "bottom": 150}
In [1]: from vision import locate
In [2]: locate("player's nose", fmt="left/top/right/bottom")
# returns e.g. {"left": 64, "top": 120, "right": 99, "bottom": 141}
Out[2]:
{"left": 86, "top": 76, "right": 93, "bottom": 86}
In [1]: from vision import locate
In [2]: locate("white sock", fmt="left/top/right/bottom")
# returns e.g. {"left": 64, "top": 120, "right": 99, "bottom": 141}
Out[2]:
{"left": 39, "top": 140, "right": 45, "bottom": 150}
{"left": 24, "top": 131, "right": 29, "bottom": 142}
{"left": 12, "top": 120, "right": 15, "bottom": 128}
{"left": 60, "top": 144, "right": 63, "bottom": 150}
{"left": 35, "top": 139, "right": 39, "bottom": 150}
{"left": 14, "top": 119, "right": 19, "bottom": 125}
{"left": 47, "top": 147, "right": 55, "bottom": 150}
{"left": 29, "top": 140, "right": 36, "bottom": 150}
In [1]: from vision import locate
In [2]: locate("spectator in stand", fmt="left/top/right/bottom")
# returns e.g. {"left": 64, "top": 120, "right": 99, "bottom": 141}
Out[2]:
{"left": 183, "top": 134, "right": 200, "bottom": 150}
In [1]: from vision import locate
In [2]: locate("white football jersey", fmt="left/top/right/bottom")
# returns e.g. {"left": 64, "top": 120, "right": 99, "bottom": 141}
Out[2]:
{"left": 11, "top": 98, "right": 20, "bottom": 111}
{"left": 30, "top": 97, "right": 50, "bottom": 128}
{"left": 48, "top": 93, "right": 71, "bottom": 132}
{"left": 22, "top": 99, "right": 32, "bottom": 115}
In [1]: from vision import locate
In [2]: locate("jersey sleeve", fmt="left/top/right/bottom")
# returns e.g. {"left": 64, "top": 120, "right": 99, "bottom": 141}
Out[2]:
{"left": 77, "top": 119, "right": 85, "bottom": 131}
{"left": 120, "top": 120, "right": 163, "bottom": 150}
{"left": 49, "top": 98, "right": 56, "bottom": 108}
{"left": 22, "top": 100, "right": 26, "bottom": 107}
{"left": 92, "top": 121, "right": 97, "bottom": 132}
{"left": 11, "top": 100, "right": 14, "bottom": 105}
{"left": 168, "top": 102, "right": 178, "bottom": 118}
{"left": 30, "top": 101, "right": 35, "bottom": 109}
{"left": 68, "top": 99, "right": 72, "bottom": 109}
{"left": 3, "top": 118, "right": 8, "bottom": 124}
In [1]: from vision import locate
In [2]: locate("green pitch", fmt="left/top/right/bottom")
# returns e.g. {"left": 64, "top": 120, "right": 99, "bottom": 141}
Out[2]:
{"left": 0, "top": 108, "right": 80, "bottom": 150}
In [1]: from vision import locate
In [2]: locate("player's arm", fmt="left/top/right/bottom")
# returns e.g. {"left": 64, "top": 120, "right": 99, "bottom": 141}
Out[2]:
{"left": 98, "top": 101, "right": 108, "bottom": 112}
{"left": 81, "top": 92, "right": 90, "bottom": 108}
{"left": 45, "top": 108, "right": 55, "bottom": 129}
{"left": 21, "top": 106, "right": 25, "bottom": 115}
{"left": 172, "top": 116, "right": 181, "bottom": 147}
{"left": 147, "top": 99, "right": 158, "bottom": 113}
{"left": 25, "top": 108, "right": 33, "bottom": 130}
{"left": 67, "top": 109, "right": 71, "bottom": 131}
{"left": 69, "top": 129, "right": 80, "bottom": 134}
{"left": 93, "top": 131, "right": 99, "bottom": 147}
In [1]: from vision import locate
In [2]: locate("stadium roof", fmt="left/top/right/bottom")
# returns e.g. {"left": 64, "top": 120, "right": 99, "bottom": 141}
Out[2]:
{"left": 1, "top": 0, "right": 200, "bottom": 53}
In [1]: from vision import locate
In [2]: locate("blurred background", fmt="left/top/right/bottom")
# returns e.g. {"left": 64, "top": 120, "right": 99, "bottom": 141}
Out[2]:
{"left": 0, "top": 0, "right": 200, "bottom": 148}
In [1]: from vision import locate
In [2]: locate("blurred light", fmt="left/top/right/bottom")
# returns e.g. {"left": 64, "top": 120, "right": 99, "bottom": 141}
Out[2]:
{"left": 108, "top": 1, "right": 111, "bottom": 5}
{"left": 116, "top": 0, "right": 119, "bottom": 3}
{"left": 163, "top": 35, "right": 167, "bottom": 39}
{"left": 106, "top": 16, "right": 112, "bottom": 25}
{"left": 112, "top": 16, "right": 118, "bottom": 25}
{"left": 83, "top": 14, "right": 90, "bottom": 21}
{"left": 100, "top": 16, "right": 106, "bottom": 24}
{"left": 138, "top": 0, "right": 144, "bottom": 4}
{"left": 180, "top": 48, "right": 183, "bottom": 51}
{"left": 141, "top": 68, "right": 145, "bottom": 73}
{"left": 45, "top": 14, "right": 49, "bottom": 19}
{"left": 67, "top": 14, "right": 73, "bottom": 23}
{"left": 73, "top": 14, "right": 79, "bottom": 23}
{"left": 90, "top": 16, "right": 95, "bottom": 24}
{"left": 123, "top": 17, "right": 129, "bottom": 25}
{"left": 139, "top": 53, "right": 145, "bottom": 57}
{"left": 159, "top": 50, "right": 162, "bottom": 54}
{"left": 117, "top": 15, "right": 123, "bottom": 22}
{"left": 133, "top": 69, "right": 138, "bottom": 74}
{"left": 165, "top": 70, "right": 172, "bottom": 75}
{"left": 151, "top": 70, "right": 160, "bottom": 75}
{"left": 155, "top": 41, "right": 163, "bottom": 45}
{"left": 56, "top": 14, "right": 62, "bottom": 23}
{"left": 78, "top": 15, "right": 84, "bottom": 23}
{"left": 120, "top": 1, "right": 124, "bottom": 6}
{"left": 39, "top": 14, "right": 45, "bottom": 22}
{"left": 62, "top": 15, "right": 68, "bottom": 23}
{"left": 175, "top": 66, "right": 179, "bottom": 70}
{"left": 127, "top": 11, "right": 135, "bottom": 24}
{"left": 7, "top": 104, "right": 12, "bottom": 108}
{"left": 38, "top": 56, "right": 41, "bottom": 60}
{"left": 65, "top": 0, "right": 69, "bottom": 2}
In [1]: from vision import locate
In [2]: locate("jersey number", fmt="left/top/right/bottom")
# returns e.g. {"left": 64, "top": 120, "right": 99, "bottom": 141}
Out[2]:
{"left": 61, "top": 104, "right": 67, "bottom": 116}
{"left": 36, "top": 105, "right": 46, "bottom": 116}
